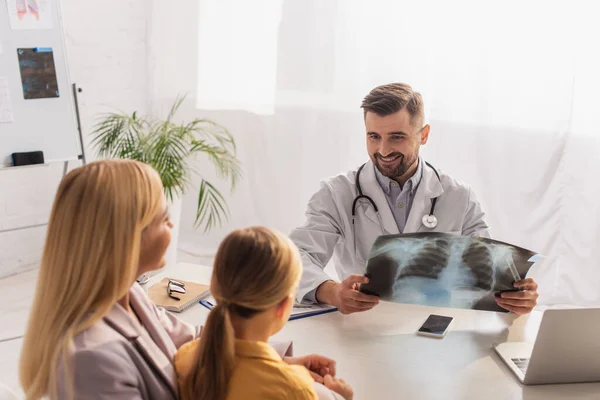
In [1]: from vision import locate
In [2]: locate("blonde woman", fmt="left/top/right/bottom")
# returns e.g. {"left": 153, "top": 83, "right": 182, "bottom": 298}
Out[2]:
{"left": 18, "top": 160, "right": 301, "bottom": 400}
{"left": 174, "top": 227, "right": 353, "bottom": 400}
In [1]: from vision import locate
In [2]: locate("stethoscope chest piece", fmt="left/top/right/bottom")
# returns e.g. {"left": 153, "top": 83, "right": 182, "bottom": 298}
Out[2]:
{"left": 422, "top": 214, "right": 438, "bottom": 229}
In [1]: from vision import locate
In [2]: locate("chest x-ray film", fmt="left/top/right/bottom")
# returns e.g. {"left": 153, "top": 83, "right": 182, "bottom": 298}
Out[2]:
{"left": 359, "top": 233, "right": 539, "bottom": 312}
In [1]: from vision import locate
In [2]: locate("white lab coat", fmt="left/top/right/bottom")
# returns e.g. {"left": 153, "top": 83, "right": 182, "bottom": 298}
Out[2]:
{"left": 290, "top": 160, "right": 491, "bottom": 303}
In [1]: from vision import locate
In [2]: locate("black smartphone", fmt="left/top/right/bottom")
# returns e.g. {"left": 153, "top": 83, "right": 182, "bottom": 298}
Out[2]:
{"left": 417, "top": 314, "right": 454, "bottom": 338}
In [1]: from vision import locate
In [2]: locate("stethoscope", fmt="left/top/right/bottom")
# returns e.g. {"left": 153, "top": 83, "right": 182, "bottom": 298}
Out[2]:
{"left": 351, "top": 161, "right": 442, "bottom": 239}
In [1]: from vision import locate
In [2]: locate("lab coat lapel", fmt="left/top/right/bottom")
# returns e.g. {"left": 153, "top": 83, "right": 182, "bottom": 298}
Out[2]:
{"left": 360, "top": 161, "right": 400, "bottom": 235}
{"left": 404, "top": 163, "right": 444, "bottom": 233}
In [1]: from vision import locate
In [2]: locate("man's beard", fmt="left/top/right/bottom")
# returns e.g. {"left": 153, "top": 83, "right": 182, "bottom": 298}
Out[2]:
{"left": 374, "top": 152, "right": 418, "bottom": 180}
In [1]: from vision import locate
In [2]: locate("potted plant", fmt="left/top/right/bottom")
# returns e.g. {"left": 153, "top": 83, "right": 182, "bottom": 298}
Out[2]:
{"left": 90, "top": 94, "right": 241, "bottom": 273}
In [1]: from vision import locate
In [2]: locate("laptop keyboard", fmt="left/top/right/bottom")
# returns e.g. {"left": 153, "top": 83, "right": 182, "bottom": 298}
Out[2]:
{"left": 511, "top": 358, "right": 530, "bottom": 374}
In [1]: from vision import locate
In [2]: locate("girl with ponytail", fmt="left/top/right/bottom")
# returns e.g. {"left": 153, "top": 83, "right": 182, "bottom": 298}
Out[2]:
{"left": 174, "top": 226, "right": 353, "bottom": 400}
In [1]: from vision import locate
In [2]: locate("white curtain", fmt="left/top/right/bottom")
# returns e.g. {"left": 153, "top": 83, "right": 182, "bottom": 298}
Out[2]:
{"left": 161, "top": 0, "right": 600, "bottom": 308}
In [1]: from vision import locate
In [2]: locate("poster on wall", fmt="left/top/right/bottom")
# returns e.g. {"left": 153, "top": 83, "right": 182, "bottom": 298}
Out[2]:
{"left": 6, "top": 0, "right": 53, "bottom": 30}
{"left": 17, "top": 47, "right": 60, "bottom": 99}
{"left": 0, "top": 77, "right": 15, "bottom": 123}
{"left": 359, "top": 232, "right": 540, "bottom": 313}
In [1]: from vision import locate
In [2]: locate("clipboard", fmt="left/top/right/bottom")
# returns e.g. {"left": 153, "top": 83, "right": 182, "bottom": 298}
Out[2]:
{"left": 199, "top": 296, "right": 337, "bottom": 321}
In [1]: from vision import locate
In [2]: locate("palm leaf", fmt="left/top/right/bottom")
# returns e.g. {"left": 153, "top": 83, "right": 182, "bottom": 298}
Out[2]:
{"left": 189, "top": 140, "right": 242, "bottom": 188}
{"left": 148, "top": 125, "right": 190, "bottom": 202}
{"left": 91, "top": 112, "right": 145, "bottom": 160}
{"left": 165, "top": 94, "right": 186, "bottom": 124}
{"left": 90, "top": 94, "right": 241, "bottom": 232}
{"left": 196, "top": 179, "right": 229, "bottom": 232}
{"left": 192, "top": 119, "right": 236, "bottom": 152}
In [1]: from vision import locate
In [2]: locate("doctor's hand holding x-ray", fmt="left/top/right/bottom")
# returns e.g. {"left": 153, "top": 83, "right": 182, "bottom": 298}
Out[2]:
{"left": 289, "top": 83, "right": 539, "bottom": 315}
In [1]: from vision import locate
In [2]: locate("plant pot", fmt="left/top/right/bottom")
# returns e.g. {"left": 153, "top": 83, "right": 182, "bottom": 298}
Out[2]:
{"left": 136, "top": 195, "right": 182, "bottom": 285}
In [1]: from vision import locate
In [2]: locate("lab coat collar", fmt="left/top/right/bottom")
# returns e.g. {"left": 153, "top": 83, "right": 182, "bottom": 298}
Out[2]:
{"left": 403, "top": 161, "right": 444, "bottom": 233}
{"left": 360, "top": 160, "right": 400, "bottom": 235}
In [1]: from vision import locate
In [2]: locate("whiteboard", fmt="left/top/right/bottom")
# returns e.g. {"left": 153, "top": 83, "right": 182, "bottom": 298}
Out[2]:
{"left": 0, "top": 0, "right": 81, "bottom": 166}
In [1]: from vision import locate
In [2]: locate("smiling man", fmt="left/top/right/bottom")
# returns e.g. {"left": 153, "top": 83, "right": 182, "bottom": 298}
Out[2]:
{"left": 289, "top": 83, "right": 539, "bottom": 315}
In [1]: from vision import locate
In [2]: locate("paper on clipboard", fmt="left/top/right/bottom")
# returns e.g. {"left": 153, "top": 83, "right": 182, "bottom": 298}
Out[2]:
{"left": 199, "top": 295, "right": 337, "bottom": 320}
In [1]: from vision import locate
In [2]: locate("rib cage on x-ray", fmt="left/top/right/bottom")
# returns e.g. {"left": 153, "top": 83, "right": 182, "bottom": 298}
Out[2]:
{"left": 396, "top": 238, "right": 498, "bottom": 291}
{"left": 363, "top": 233, "right": 528, "bottom": 311}
{"left": 392, "top": 238, "right": 500, "bottom": 304}
{"left": 461, "top": 240, "right": 495, "bottom": 291}
{"left": 397, "top": 239, "right": 450, "bottom": 280}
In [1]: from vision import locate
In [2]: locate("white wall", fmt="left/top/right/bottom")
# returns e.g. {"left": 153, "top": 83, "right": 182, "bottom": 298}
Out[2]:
{"left": 149, "top": 0, "right": 228, "bottom": 258}
{"left": 0, "top": 0, "right": 150, "bottom": 278}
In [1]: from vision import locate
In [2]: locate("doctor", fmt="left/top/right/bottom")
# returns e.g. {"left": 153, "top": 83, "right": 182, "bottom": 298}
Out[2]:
{"left": 290, "top": 83, "right": 539, "bottom": 315}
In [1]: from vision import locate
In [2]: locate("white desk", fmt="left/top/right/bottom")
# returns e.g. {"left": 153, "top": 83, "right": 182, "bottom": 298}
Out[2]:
{"left": 148, "top": 263, "right": 600, "bottom": 400}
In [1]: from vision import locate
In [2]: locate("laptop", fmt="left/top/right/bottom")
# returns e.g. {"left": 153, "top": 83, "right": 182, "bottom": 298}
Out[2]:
{"left": 493, "top": 308, "right": 600, "bottom": 385}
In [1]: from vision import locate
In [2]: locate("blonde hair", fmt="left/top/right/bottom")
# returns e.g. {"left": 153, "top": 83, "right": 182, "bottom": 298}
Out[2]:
{"left": 184, "top": 226, "right": 302, "bottom": 400}
{"left": 19, "top": 159, "right": 164, "bottom": 400}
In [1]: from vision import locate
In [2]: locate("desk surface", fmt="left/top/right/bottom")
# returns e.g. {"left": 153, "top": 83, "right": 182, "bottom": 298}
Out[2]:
{"left": 148, "top": 263, "right": 600, "bottom": 400}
